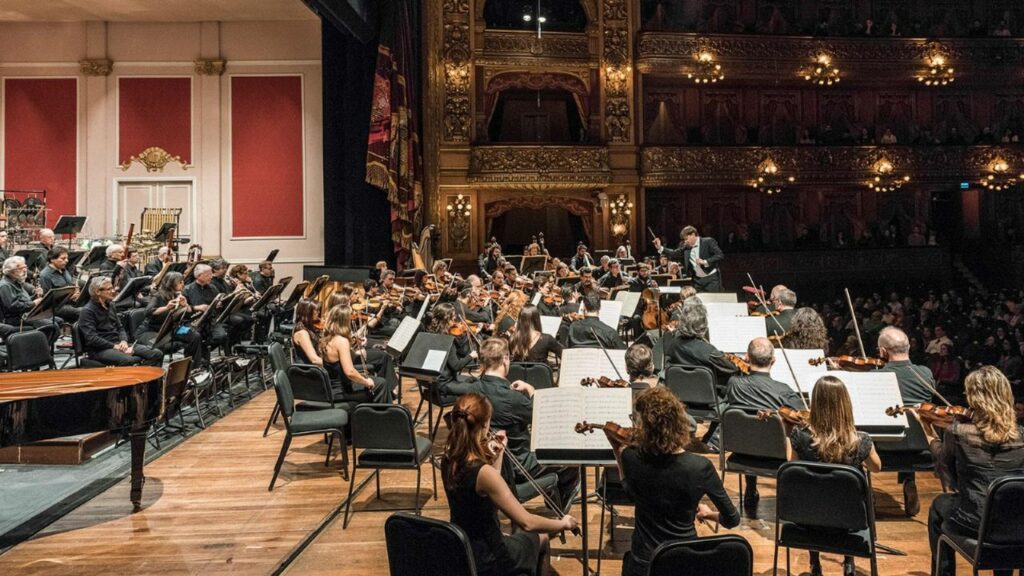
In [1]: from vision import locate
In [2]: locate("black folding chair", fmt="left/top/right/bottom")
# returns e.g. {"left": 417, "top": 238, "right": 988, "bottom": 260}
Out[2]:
{"left": 935, "top": 476, "right": 1024, "bottom": 576}
{"left": 648, "top": 535, "right": 754, "bottom": 576}
{"left": 148, "top": 357, "right": 193, "bottom": 448}
{"left": 7, "top": 330, "right": 56, "bottom": 371}
{"left": 508, "top": 362, "right": 555, "bottom": 390}
{"left": 720, "top": 408, "right": 789, "bottom": 510}
{"left": 69, "top": 322, "right": 105, "bottom": 368}
{"left": 385, "top": 512, "right": 477, "bottom": 576}
{"left": 664, "top": 365, "right": 721, "bottom": 441}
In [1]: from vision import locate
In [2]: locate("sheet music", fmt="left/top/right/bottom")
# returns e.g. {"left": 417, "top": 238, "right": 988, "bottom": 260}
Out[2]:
{"left": 697, "top": 292, "right": 738, "bottom": 303}
{"left": 701, "top": 302, "right": 749, "bottom": 318}
{"left": 422, "top": 350, "right": 447, "bottom": 373}
{"left": 415, "top": 295, "right": 430, "bottom": 321}
{"left": 387, "top": 316, "right": 420, "bottom": 355}
{"left": 558, "top": 348, "right": 627, "bottom": 386}
{"left": 707, "top": 315, "right": 766, "bottom": 353}
{"left": 531, "top": 387, "right": 632, "bottom": 451}
{"left": 771, "top": 348, "right": 827, "bottom": 393}
{"left": 831, "top": 371, "right": 909, "bottom": 429}
{"left": 614, "top": 291, "right": 642, "bottom": 316}
{"left": 531, "top": 292, "right": 542, "bottom": 306}
{"left": 540, "top": 315, "right": 561, "bottom": 337}
{"left": 598, "top": 300, "right": 622, "bottom": 329}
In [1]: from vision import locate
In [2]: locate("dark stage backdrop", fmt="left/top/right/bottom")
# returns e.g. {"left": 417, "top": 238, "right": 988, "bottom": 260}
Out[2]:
{"left": 322, "top": 20, "right": 393, "bottom": 267}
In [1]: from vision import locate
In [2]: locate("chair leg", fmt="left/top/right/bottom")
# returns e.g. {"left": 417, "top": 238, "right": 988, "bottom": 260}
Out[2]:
{"left": 325, "top": 434, "right": 334, "bottom": 467}
{"left": 871, "top": 551, "right": 879, "bottom": 576}
{"left": 430, "top": 455, "right": 438, "bottom": 500}
{"left": 343, "top": 464, "right": 358, "bottom": 529}
{"left": 337, "top": 431, "right": 349, "bottom": 481}
{"left": 772, "top": 541, "right": 779, "bottom": 576}
{"left": 177, "top": 411, "right": 188, "bottom": 437}
{"left": 263, "top": 403, "right": 280, "bottom": 437}
{"left": 415, "top": 465, "right": 423, "bottom": 516}
{"left": 268, "top": 434, "right": 292, "bottom": 491}
{"left": 375, "top": 470, "right": 381, "bottom": 500}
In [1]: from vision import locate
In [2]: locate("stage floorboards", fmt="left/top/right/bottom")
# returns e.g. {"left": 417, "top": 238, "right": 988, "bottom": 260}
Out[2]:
{"left": 0, "top": 379, "right": 966, "bottom": 575}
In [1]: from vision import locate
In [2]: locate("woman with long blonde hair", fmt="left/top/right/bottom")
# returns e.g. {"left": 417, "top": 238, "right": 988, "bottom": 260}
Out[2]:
{"left": 319, "top": 305, "right": 392, "bottom": 403}
{"left": 788, "top": 375, "right": 881, "bottom": 576}
{"left": 441, "top": 393, "right": 577, "bottom": 576}
{"left": 926, "top": 366, "right": 1024, "bottom": 576}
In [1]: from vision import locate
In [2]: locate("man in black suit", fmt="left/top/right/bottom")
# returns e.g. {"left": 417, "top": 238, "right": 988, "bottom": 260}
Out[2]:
{"left": 566, "top": 292, "right": 625, "bottom": 349}
{"left": 766, "top": 285, "right": 797, "bottom": 338}
{"left": 653, "top": 225, "right": 724, "bottom": 292}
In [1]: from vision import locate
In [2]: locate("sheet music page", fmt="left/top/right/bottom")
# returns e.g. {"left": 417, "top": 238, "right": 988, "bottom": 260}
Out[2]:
{"left": 696, "top": 292, "right": 738, "bottom": 303}
{"left": 558, "top": 348, "right": 628, "bottom": 387}
{"left": 701, "top": 302, "right": 749, "bottom": 318}
{"left": 416, "top": 296, "right": 430, "bottom": 322}
{"left": 771, "top": 349, "right": 827, "bottom": 393}
{"left": 614, "top": 291, "right": 642, "bottom": 317}
{"left": 598, "top": 300, "right": 623, "bottom": 329}
{"left": 540, "top": 316, "right": 562, "bottom": 337}
{"left": 659, "top": 286, "right": 681, "bottom": 294}
{"left": 707, "top": 316, "right": 767, "bottom": 353}
{"left": 531, "top": 292, "right": 542, "bottom": 306}
{"left": 422, "top": 350, "right": 447, "bottom": 373}
{"left": 387, "top": 316, "right": 420, "bottom": 354}
{"left": 832, "top": 371, "right": 908, "bottom": 429}
{"left": 531, "top": 388, "right": 632, "bottom": 451}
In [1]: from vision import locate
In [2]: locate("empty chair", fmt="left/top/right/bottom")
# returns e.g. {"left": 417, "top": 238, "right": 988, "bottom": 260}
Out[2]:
{"left": 648, "top": 535, "right": 754, "bottom": 576}
{"left": 268, "top": 371, "right": 349, "bottom": 491}
{"left": 935, "top": 476, "right": 1024, "bottom": 576}
{"left": 7, "top": 330, "right": 55, "bottom": 371}
{"left": 149, "top": 357, "right": 193, "bottom": 448}
{"left": 719, "top": 408, "right": 789, "bottom": 510}
{"left": 343, "top": 403, "right": 435, "bottom": 528}
{"left": 508, "top": 362, "right": 555, "bottom": 390}
{"left": 664, "top": 365, "right": 721, "bottom": 441}
{"left": 384, "top": 512, "right": 476, "bottom": 576}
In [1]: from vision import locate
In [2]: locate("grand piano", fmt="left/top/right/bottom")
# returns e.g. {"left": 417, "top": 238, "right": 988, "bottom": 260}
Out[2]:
{"left": 0, "top": 367, "right": 165, "bottom": 511}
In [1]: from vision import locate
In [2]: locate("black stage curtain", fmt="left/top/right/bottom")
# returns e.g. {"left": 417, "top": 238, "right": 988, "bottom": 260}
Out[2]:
{"left": 322, "top": 20, "right": 393, "bottom": 267}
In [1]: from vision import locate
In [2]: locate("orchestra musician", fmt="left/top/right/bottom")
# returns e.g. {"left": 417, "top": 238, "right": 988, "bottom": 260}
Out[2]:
{"left": 0, "top": 230, "right": 10, "bottom": 262}
{"left": 0, "top": 255, "right": 58, "bottom": 344}
{"left": 99, "top": 244, "right": 124, "bottom": 273}
{"left": 510, "top": 304, "right": 562, "bottom": 365}
{"left": 209, "top": 259, "right": 231, "bottom": 294}
{"left": 566, "top": 292, "right": 625, "bottom": 349}
{"left": 787, "top": 375, "right": 882, "bottom": 576}
{"left": 144, "top": 246, "right": 174, "bottom": 277}
{"left": 78, "top": 277, "right": 163, "bottom": 367}
{"left": 290, "top": 298, "right": 322, "bottom": 365}
{"left": 440, "top": 392, "right": 578, "bottom": 576}
{"left": 183, "top": 263, "right": 229, "bottom": 351}
{"left": 596, "top": 258, "right": 626, "bottom": 290}
{"left": 318, "top": 304, "right": 393, "bottom": 404}
{"left": 766, "top": 286, "right": 797, "bottom": 337}
{"left": 627, "top": 262, "right": 658, "bottom": 292}
{"left": 427, "top": 302, "right": 479, "bottom": 399}
{"left": 652, "top": 225, "right": 724, "bottom": 292}
{"left": 38, "top": 246, "right": 80, "bottom": 322}
{"left": 571, "top": 267, "right": 596, "bottom": 295}
{"left": 228, "top": 264, "right": 263, "bottom": 343}
{"left": 569, "top": 243, "right": 592, "bottom": 272}
{"left": 925, "top": 366, "right": 1024, "bottom": 576}
{"left": 609, "top": 387, "right": 740, "bottom": 576}
{"left": 455, "top": 285, "right": 492, "bottom": 326}
{"left": 782, "top": 307, "right": 830, "bottom": 351}
{"left": 624, "top": 343, "right": 658, "bottom": 393}
{"left": 251, "top": 260, "right": 275, "bottom": 294}
{"left": 478, "top": 243, "right": 503, "bottom": 280}
{"left": 136, "top": 271, "right": 204, "bottom": 365}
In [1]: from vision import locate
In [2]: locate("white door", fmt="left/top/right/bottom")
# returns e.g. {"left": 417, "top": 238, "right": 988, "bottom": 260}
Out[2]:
{"left": 115, "top": 180, "right": 194, "bottom": 240}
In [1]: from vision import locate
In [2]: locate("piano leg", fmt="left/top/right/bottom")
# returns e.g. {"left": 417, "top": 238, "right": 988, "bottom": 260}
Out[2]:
{"left": 130, "top": 425, "right": 147, "bottom": 512}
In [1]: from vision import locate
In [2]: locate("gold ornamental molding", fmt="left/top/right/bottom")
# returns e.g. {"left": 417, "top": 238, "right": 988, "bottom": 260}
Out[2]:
{"left": 641, "top": 145, "right": 1024, "bottom": 186}
{"left": 119, "top": 147, "right": 192, "bottom": 173}
{"left": 468, "top": 146, "right": 611, "bottom": 190}
{"left": 601, "top": 0, "right": 633, "bottom": 143}
{"left": 79, "top": 59, "right": 113, "bottom": 77}
{"left": 194, "top": 59, "right": 227, "bottom": 76}
{"left": 480, "top": 30, "right": 592, "bottom": 61}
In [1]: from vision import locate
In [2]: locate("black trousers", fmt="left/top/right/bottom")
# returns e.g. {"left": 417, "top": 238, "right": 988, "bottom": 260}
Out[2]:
{"left": 694, "top": 272, "right": 723, "bottom": 292}
{"left": 137, "top": 328, "right": 204, "bottom": 364}
{"left": 928, "top": 493, "right": 1015, "bottom": 576}
{"left": 90, "top": 344, "right": 163, "bottom": 367}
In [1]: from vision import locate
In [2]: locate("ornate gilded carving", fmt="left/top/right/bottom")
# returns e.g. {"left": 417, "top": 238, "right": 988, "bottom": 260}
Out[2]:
{"left": 79, "top": 59, "right": 113, "bottom": 76}
{"left": 641, "top": 146, "right": 1024, "bottom": 186}
{"left": 443, "top": 0, "right": 468, "bottom": 13}
{"left": 482, "top": 31, "right": 590, "bottom": 59}
{"left": 443, "top": 22, "right": 471, "bottom": 143}
{"left": 119, "top": 147, "right": 191, "bottom": 173}
{"left": 602, "top": 0, "right": 632, "bottom": 143}
{"left": 446, "top": 194, "right": 472, "bottom": 251}
{"left": 468, "top": 146, "right": 611, "bottom": 189}
{"left": 602, "top": 0, "right": 627, "bottom": 21}
{"left": 194, "top": 59, "right": 226, "bottom": 76}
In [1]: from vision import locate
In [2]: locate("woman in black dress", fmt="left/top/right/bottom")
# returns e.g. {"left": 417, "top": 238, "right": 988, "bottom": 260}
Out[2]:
{"left": 787, "top": 375, "right": 881, "bottom": 576}
{"left": 428, "top": 302, "right": 478, "bottom": 398}
{"left": 441, "top": 393, "right": 578, "bottom": 576}
{"left": 136, "top": 272, "right": 204, "bottom": 363}
{"left": 510, "top": 305, "right": 562, "bottom": 365}
{"left": 291, "top": 298, "right": 322, "bottom": 365}
{"left": 607, "top": 387, "right": 740, "bottom": 576}
{"left": 925, "top": 366, "right": 1024, "bottom": 576}
{"left": 319, "top": 304, "right": 392, "bottom": 404}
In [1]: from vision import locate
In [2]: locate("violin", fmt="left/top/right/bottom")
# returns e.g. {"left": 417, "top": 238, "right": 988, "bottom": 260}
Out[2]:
{"left": 757, "top": 406, "right": 810, "bottom": 427}
{"left": 574, "top": 420, "right": 635, "bottom": 446}
{"left": 750, "top": 309, "right": 780, "bottom": 318}
{"left": 723, "top": 352, "right": 751, "bottom": 375}
{"left": 562, "top": 313, "right": 585, "bottom": 322}
{"left": 542, "top": 292, "right": 564, "bottom": 306}
{"left": 885, "top": 402, "right": 974, "bottom": 428}
{"left": 580, "top": 376, "right": 630, "bottom": 388}
{"left": 809, "top": 355, "right": 886, "bottom": 371}
{"left": 449, "top": 323, "right": 482, "bottom": 337}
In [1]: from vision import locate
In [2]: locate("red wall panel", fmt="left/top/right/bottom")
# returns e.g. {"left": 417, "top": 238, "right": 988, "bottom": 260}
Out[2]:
{"left": 231, "top": 75, "right": 304, "bottom": 237}
{"left": 119, "top": 77, "right": 192, "bottom": 165}
{"left": 4, "top": 78, "right": 78, "bottom": 227}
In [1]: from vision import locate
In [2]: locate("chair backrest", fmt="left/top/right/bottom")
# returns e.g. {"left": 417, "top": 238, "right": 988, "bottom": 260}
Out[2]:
{"left": 123, "top": 308, "right": 148, "bottom": 339}
{"left": 385, "top": 512, "right": 476, "bottom": 576}
{"left": 721, "top": 408, "right": 789, "bottom": 461}
{"left": 777, "top": 461, "right": 872, "bottom": 533}
{"left": 351, "top": 403, "right": 415, "bottom": 452}
{"left": 162, "top": 357, "right": 193, "bottom": 421}
{"left": 664, "top": 365, "right": 718, "bottom": 406}
{"left": 285, "top": 364, "right": 334, "bottom": 405}
{"left": 273, "top": 370, "right": 297, "bottom": 420}
{"left": 268, "top": 342, "right": 291, "bottom": 373}
{"left": 975, "top": 476, "right": 1024, "bottom": 568}
{"left": 71, "top": 322, "right": 86, "bottom": 355}
{"left": 649, "top": 535, "right": 754, "bottom": 576}
{"left": 508, "top": 362, "right": 555, "bottom": 390}
{"left": 8, "top": 330, "right": 54, "bottom": 371}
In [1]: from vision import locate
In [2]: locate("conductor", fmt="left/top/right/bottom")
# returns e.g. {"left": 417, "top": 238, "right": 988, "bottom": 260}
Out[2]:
{"left": 652, "top": 225, "right": 724, "bottom": 292}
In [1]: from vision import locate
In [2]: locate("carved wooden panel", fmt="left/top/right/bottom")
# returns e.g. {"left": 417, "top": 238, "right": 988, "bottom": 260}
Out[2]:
{"left": 818, "top": 92, "right": 858, "bottom": 135}
{"left": 644, "top": 91, "right": 686, "bottom": 144}
{"left": 876, "top": 93, "right": 915, "bottom": 144}
{"left": 701, "top": 91, "right": 742, "bottom": 144}
{"left": 759, "top": 91, "right": 801, "bottom": 145}
{"left": 933, "top": 94, "right": 976, "bottom": 142}
{"left": 992, "top": 94, "right": 1024, "bottom": 136}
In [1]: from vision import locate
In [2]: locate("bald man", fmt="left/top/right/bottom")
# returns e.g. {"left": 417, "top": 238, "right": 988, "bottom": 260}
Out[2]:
{"left": 725, "top": 336, "right": 805, "bottom": 510}
{"left": 877, "top": 325, "right": 936, "bottom": 516}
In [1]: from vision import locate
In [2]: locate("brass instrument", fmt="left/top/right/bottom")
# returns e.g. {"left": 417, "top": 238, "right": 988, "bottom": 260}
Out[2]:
{"left": 181, "top": 245, "right": 203, "bottom": 280}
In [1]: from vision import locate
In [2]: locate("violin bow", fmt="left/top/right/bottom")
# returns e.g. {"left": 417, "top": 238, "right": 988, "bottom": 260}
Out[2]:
{"left": 844, "top": 287, "right": 868, "bottom": 360}
{"left": 747, "top": 273, "right": 810, "bottom": 411}
{"left": 589, "top": 327, "right": 628, "bottom": 382}
{"left": 488, "top": 432, "right": 578, "bottom": 536}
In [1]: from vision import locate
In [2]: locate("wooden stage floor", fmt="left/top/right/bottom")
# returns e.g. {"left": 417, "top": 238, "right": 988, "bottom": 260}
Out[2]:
{"left": 0, "top": 379, "right": 963, "bottom": 576}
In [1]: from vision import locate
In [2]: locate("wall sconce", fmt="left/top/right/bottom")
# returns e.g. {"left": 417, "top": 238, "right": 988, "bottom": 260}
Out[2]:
{"left": 917, "top": 54, "right": 954, "bottom": 86}
{"left": 609, "top": 194, "right": 633, "bottom": 241}
{"left": 867, "top": 158, "right": 911, "bottom": 192}
{"left": 801, "top": 54, "right": 841, "bottom": 86}
{"left": 446, "top": 194, "right": 472, "bottom": 251}
{"left": 982, "top": 158, "right": 1022, "bottom": 191}
{"left": 751, "top": 157, "right": 795, "bottom": 195}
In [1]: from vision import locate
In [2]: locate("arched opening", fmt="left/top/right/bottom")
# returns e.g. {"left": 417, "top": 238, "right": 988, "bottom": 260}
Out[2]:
{"left": 484, "top": 72, "right": 591, "bottom": 143}
{"left": 485, "top": 195, "right": 594, "bottom": 255}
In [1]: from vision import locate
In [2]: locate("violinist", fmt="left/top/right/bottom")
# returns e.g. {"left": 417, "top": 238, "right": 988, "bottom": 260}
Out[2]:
{"left": 534, "top": 274, "right": 561, "bottom": 317}
{"left": 925, "top": 366, "right": 1024, "bottom": 576}
{"left": 724, "top": 337, "right": 804, "bottom": 510}
{"left": 782, "top": 307, "right": 830, "bottom": 350}
{"left": 485, "top": 269, "right": 509, "bottom": 296}
{"left": 553, "top": 261, "right": 571, "bottom": 279}
{"left": 290, "top": 298, "right": 322, "bottom": 365}
{"left": 571, "top": 267, "right": 596, "bottom": 296}
{"left": 510, "top": 305, "right": 562, "bottom": 365}
{"left": 596, "top": 258, "right": 626, "bottom": 290}
{"left": 137, "top": 271, "right": 204, "bottom": 364}
{"left": 427, "top": 302, "right": 479, "bottom": 399}
{"left": 38, "top": 246, "right": 80, "bottom": 322}
{"left": 611, "top": 387, "right": 739, "bottom": 576}
{"left": 788, "top": 375, "right": 881, "bottom": 576}
{"left": 478, "top": 242, "right": 503, "bottom": 280}
{"left": 456, "top": 282, "right": 493, "bottom": 325}
{"left": 766, "top": 286, "right": 797, "bottom": 338}
{"left": 566, "top": 292, "right": 625, "bottom": 349}
{"left": 569, "top": 243, "right": 592, "bottom": 272}
{"left": 663, "top": 298, "right": 737, "bottom": 399}
{"left": 319, "top": 304, "right": 392, "bottom": 404}
{"left": 440, "top": 393, "right": 578, "bottom": 576}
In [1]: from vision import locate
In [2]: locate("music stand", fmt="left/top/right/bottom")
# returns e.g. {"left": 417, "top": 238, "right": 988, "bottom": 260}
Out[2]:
{"left": 667, "top": 277, "right": 693, "bottom": 287}
{"left": 53, "top": 215, "right": 87, "bottom": 247}
{"left": 76, "top": 275, "right": 100, "bottom": 307}
{"left": 281, "top": 281, "right": 309, "bottom": 310}
{"left": 16, "top": 248, "right": 46, "bottom": 272}
{"left": 520, "top": 255, "right": 548, "bottom": 276}
{"left": 190, "top": 294, "right": 225, "bottom": 333}
{"left": 250, "top": 283, "right": 284, "bottom": 315}
{"left": 618, "top": 257, "right": 636, "bottom": 267}
{"left": 25, "top": 286, "right": 75, "bottom": 322}
{"left": 275, "top": 276, "right": 293, "bottom": 292}
{"left": 556, "top": 276, "right": 580, "bottom": 288}
{"left": 154, "top": 308, "right": 189, "bottom": 349}
{"left": 265, "top": 249, "right": 280, "bottom": 263}
{"left": 153, "top": 222, "right": 177, "bottom": 242}
{"left": 68, "top": 250, "right": 88, "bottom": 268}
{"left": 114, "top": 275, "right": 153, "bottom": 307}
{"left": 215, "top": 293, "right": 248, "bottom": 325}
{"left": 503, "top": 255, "right": 523, "bottom": 271}
{"left": 81, "top": 246, "right": 110, "bottom": 270}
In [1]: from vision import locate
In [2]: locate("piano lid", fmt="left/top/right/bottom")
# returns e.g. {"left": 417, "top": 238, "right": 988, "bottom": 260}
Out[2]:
{"left": 0, "top": 367, "right": 166, "bottom": 402}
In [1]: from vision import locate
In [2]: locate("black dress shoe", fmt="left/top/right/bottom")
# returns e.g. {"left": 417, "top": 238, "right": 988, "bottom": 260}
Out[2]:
{"left": 742, "top": 489, "right": 760, "bottom": 508}
{"left": 903, "top": 479, "right": 920, "bottom": 516}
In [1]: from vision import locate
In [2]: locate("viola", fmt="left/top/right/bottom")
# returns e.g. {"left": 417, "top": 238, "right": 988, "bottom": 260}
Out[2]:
{"left": 723, "top": 352, "right": 751, "bottom": 375}
{"left": 809, "top": 355, "right": 886, "bottom": 371}
{"left": 641, "top": 287, "right": 661, "bottom": 330}
{"left": 885, "top": 402, "right": 974, "bottom": 428}
{"left": 757, "top": 406, "right": 810, "bottom": 427}
{"left": 574, "top": 420, "right": 635, "bottom": 447}
{"left": 580, "top": 376, "right": 630, "bottom": 388}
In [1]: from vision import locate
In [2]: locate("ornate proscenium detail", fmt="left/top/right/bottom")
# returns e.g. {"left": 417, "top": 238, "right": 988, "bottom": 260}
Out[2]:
{"left": 468, "top": 146, "right": 611, "bottom": 190}
{"left": 602, "top": 0, "right": 632, "bottom": 143}
{"left": 609, "top": 194, "right": 633, "bottom": 241}
{"left": 446, "top": 194, "right": 472, "bottom": 251}
{"left": 80, "top": 59, "right": 113, "bottom": 76}
{"left": 194, "top": 59, "right": 227, "bottom": 76}
{"left": 120, "top": 147, "right": 192, "bottom": 173}
{"left": 443, "top": 22, "right": 472, "bottom": 143}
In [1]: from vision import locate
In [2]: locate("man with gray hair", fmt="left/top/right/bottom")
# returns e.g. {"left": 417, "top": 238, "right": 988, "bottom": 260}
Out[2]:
{"left": 78, "top": 277, "right": 162, "bottom": 367}
{"left": 145, "top": 246, "right": 173, "bottom": 277}
{"left": 184, "top": 263, "right": 228, "bottom": 352}
{"left": 877, "top": 325, "right": 936, "bottom": 516}
{"left": 0, "top": 256, "right": 59, "bottom": 343}
{"left": 99, "top": 244, "right": 125, "bottom": 273}
{"left": 766, "top": 285, "right": 797, "bottom": 338}
{"left": 725, "top": 336, "right": 805, "bottom": 510}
